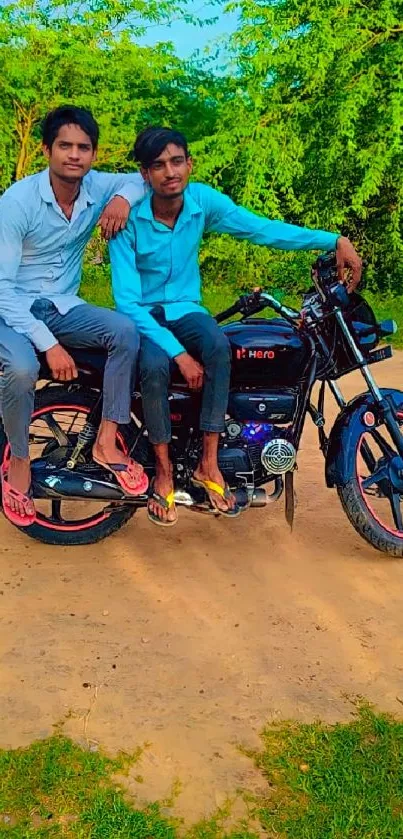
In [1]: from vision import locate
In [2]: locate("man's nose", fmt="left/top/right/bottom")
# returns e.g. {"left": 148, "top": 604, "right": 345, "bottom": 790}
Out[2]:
{"left": 165, "top": 163, "right": 175, "bottom": 177}
{"left": 68, "top": 146, "right": 80, "bottom": 159}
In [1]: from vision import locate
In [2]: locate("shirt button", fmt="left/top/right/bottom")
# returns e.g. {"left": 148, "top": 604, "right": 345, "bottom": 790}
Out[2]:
{"left": 46, "top": 270, "right": 54, "bottom": 279}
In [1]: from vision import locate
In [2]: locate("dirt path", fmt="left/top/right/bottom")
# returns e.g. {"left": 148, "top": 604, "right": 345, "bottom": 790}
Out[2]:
{"left": 1, "top": 356, "right": 403, "bottom": 822}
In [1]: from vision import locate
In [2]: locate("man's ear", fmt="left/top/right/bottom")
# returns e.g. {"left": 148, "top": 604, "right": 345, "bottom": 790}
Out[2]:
{"left": 140, "top": 165, "right": 150, "bottom": 183}
{"left": 187, "top": 156, "right": 193, "bottom": 175}
{"left": 92, "top": 149, "right": 97, "bottom": 163}
{"left": 42, "top": 144, "right": 51, "bottom": 161}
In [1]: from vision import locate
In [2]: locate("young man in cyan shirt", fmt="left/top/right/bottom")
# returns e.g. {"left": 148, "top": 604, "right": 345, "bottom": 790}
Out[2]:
{"left": 109, "top": 126, "right": 362, "bottom": 526}
{"left": 0, "top": 105, "right": 149, "bottom": 527}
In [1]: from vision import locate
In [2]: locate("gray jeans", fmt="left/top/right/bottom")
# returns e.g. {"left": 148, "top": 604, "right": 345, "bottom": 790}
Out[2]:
{"left": 140, "top": 312, "right": 231, "bottom": 445}
{"left": 0, "top": 299, "right": 139, "bottom": 458}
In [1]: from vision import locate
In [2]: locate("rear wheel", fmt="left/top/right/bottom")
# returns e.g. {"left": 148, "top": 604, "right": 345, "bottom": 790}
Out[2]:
{"left": 338, "top": 408, "right": 403, "bottom": 557}
{"left": 0, "top": 386, "right": 138, "bottom": 546}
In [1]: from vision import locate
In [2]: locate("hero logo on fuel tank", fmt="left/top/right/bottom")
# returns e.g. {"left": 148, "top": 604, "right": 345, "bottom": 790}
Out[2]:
{"left": 236, "top": 348, "right": 275, "bottom": 360}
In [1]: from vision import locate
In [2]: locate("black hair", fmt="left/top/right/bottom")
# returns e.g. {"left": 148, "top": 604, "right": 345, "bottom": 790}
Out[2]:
{"left": 41, "top": 105, "right": 99, "bottom": 150}
{"left": 134, "top": 126, "right": 189, "bottom": 167}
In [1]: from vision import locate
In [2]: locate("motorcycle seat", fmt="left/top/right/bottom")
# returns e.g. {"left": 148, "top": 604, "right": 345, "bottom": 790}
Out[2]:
{"left": 38, "top": 345, "right": 107, "bottom": 382}
{"left": 1, "top": 344, "right": 189, "bottom": 391}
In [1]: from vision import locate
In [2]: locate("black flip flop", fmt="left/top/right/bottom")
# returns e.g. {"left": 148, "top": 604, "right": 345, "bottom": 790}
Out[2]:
{"left": 147, "top": 479, "right": 178, "bottom": 527}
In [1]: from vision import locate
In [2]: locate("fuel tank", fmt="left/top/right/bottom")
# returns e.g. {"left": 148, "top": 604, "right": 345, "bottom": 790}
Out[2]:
{"left": 223, "top": 318, "right": 313, "bottom": 387}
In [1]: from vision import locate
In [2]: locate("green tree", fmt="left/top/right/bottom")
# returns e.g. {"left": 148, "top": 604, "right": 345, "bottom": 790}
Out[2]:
{"left": 0, "top": 0, "right": 222, "bottom": 187}
{"left": 194, "top": 0, "right": 403, "bottom": 293}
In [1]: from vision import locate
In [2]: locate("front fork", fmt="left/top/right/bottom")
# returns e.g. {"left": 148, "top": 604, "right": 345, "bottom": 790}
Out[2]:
{"left": 322, "top": 309, "right": 403, "bottom": 489}
{"left": 335, "top": 309, "right": 403, "bottom": 458}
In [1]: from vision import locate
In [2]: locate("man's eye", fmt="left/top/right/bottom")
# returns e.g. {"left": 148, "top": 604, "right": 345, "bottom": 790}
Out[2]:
{"left": 152, "top": 162, "right": 163, "bottom": 170}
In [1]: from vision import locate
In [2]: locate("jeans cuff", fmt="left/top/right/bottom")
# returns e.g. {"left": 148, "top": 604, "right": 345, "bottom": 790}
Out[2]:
{"left": 102, "top": 412, "right": 131, "bottom": 426}
{"left": 200, "top": 423, "right": 225, "bottom": 433}
{"left": 9, "top": 444, "right": 30, "bottom": 459}
{"left": 148, "top": 434, "right": 171, "bottom": 445}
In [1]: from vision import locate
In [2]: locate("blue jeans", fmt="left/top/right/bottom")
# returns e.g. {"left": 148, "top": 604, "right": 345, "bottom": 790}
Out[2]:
{"left": 0, "top": 299, "right": 139, "bottom": 458}
{"left": 140, "top": 312, "right": 231, "bottom": 445}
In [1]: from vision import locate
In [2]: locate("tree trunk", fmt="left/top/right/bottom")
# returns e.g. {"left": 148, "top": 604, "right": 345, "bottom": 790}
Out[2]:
{"left": 14, "top": 102, "right": 38, "bottom": 180}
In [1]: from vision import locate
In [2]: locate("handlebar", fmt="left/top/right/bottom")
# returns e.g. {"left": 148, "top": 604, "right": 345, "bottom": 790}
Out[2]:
{"left": 215, "top": 301, "right": 243, "bottom": 324}
{"left": 215, "top": 290, "right": 300, "bottom": 324}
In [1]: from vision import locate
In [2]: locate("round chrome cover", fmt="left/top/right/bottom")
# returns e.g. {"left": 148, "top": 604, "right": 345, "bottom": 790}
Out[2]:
{"left": 261, "top": 438, "right": 296, "bottom": 474}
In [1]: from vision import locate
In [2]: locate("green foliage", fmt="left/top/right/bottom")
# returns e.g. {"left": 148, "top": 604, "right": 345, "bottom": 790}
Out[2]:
{"left": 0, "top": 0, "right": 223, "bottom": 185}
{"left": 195, "top": 0, "right": 403, "bottom": 293}
{"left": 0, "top": 0, "right": 401, "bottom": 297}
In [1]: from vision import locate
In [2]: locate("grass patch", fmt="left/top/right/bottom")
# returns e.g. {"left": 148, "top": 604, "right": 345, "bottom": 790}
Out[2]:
{"left": 253, "top": 703, "right": 403, "bottom": 838}
{"left": 1, "top": 707, "right": 403, "bottom": 837}
{"left": 0, "top": 735, "right": 174, "bottom": 838}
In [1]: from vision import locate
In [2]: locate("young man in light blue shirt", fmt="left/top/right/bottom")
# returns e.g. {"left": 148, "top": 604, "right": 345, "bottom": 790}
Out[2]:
{"left": 0, "top": 105, "right": 149, "bottom": 528}
{"left": 109, "top": 126, "right": 362, "bottom": 526}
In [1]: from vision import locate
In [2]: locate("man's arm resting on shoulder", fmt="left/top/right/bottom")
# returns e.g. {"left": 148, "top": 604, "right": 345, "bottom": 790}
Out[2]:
{"left": 0, "top": 199, "right": 57, "bottom": 352}
{"left": 108, "top": 221, "right": 186, "bottom": 360}
{"left": 93, "top": 171, "right": 147, "bottom": 239}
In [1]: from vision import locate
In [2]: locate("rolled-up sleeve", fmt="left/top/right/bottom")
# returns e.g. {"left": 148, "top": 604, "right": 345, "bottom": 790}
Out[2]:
{"left": 201, "top": 184, "right": 339, "bottom": 251}
{"left": 91, "top": 171, "right": 147, "bottom": 208}
{"left": 0, "top": 196, "right": 57, "bottom": 351}
{"left": 109, "top": 219, "right": 185, "bottom": 359}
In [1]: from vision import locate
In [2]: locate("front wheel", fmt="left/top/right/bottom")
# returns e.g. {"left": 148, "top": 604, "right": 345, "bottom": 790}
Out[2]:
{"left": 0, "top": 385, "right": 138, "bottom": 546}
{"left": 338, "top": 408, "right": 403, "bottom": 557}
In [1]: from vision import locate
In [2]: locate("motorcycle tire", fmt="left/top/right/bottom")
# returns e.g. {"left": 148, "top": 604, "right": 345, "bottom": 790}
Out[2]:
{"left": 337, "top": 406, "right": 403, "bottom": 557}
{"left": 0, "top": 385, "right": 138, "bottom": 546}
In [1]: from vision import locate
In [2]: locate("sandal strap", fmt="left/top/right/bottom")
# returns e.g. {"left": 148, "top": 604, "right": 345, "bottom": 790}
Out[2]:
{"left": 1, "top": 472, "right": 33, "bottom": 508}
{"left": 197, "top": 478, "right": 227, "bottom": 499}
{"left": 149, "top": 487, "right": 175, "bottom": 511}
{"left": 99, "top": 460, "right": 142, "bottom": 475}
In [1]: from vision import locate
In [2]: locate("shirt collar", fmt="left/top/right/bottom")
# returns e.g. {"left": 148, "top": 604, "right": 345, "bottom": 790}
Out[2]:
{"left": 38, "top": 168, "right": 95, "bottom": 208}
{"left": 137, "top": 186, "right": 202, "bottom": 228}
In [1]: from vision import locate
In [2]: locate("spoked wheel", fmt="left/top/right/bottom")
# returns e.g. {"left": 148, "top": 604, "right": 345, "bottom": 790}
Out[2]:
{"left": 0, "top": 386, "right": 137, "bottom": 546}
{"left": 338, "top": 408, "right": 403, "bottom": 556}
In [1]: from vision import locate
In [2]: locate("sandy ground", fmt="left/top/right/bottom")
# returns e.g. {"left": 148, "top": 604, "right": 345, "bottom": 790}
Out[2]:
{"left": 1, "top": 356, "right": 403, "bottom": 823}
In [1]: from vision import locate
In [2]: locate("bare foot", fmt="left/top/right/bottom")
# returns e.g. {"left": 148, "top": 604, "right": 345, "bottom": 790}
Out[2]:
{"left": 148, "top": 469, "right": 177, "bottom": 524}
{"left": 92, "top": 443, "right": 144, "bottom": 483}
{"left": 193, "top": 464, "right": 236, "bottom": 513}
{"left": 4, "top": 456, "right": 35, "bottom": 518}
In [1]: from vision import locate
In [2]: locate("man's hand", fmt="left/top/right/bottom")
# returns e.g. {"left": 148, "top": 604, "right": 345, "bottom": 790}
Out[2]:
{"left": 176, "top": 352, "right": 204, "bottom": 390}
{"left": 336, "top": 236, "right": 363, "bottom": 293}
{"left": 99, "top": 196, "right": 130, "bottom": 240}
{"left": 46, "top": 344, "right": 78, "bottom": 382}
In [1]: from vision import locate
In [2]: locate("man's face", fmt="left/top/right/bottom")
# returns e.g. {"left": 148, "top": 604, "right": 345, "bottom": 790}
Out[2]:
{"left": 43, "top": 123, "right": 96, "bottom": 182}
{"left": 142, "top": 143, "right": 192, "bottom": 199}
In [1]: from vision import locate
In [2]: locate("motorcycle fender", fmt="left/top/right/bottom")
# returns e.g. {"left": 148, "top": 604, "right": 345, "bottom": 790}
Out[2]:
{"left": 325, "top": 388, "right": 403, "bottom": 488}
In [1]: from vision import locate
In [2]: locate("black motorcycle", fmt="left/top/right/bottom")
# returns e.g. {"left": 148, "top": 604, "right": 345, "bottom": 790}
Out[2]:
{"left": 1, "top": 250, "right": 402, "bottom": 555}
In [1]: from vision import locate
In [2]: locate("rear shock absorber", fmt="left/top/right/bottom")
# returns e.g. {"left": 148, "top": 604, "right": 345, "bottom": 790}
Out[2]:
{"left": 66, "top": 395, "right": 102, "bottom": 470}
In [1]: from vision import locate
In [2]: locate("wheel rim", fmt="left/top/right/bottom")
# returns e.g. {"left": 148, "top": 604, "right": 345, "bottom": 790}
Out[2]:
{"left": 356, "top": 411, "right": 403, "bottom": 537}
{"left": 3, "top": 401, "right": 128, "bottom": 532}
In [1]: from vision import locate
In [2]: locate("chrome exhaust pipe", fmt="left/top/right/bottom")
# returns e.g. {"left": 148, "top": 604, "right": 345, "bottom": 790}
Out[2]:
{"left": 250, "top": 488, "right": 268, "bottom": 507}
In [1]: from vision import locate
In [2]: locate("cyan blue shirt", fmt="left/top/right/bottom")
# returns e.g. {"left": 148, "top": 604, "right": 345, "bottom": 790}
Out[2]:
{"left": 109, "top": 182, "right": 339, "bottom": 359}
{"left": 0, "top": 168, "right": 146, "bottom": 351}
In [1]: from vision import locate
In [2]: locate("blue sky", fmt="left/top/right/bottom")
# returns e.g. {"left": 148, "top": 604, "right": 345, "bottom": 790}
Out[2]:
{"left": 138, "top": 2, "right": 239, "bottom": 59}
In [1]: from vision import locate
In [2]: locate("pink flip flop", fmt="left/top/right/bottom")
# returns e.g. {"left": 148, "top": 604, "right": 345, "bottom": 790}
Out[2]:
{"left": 1, "top": 463, "right": 36, "bottom": 527}
{"left": 93, "top": 456, "right": 149, "bottom": 497}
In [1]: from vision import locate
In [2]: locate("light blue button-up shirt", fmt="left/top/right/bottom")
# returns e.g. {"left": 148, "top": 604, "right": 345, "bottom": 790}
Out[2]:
{"left": 109, "top": 182, "right": 339, "bottom": 359}
{"left": 0, "top": 168, "right": 146, "bottom": 351}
